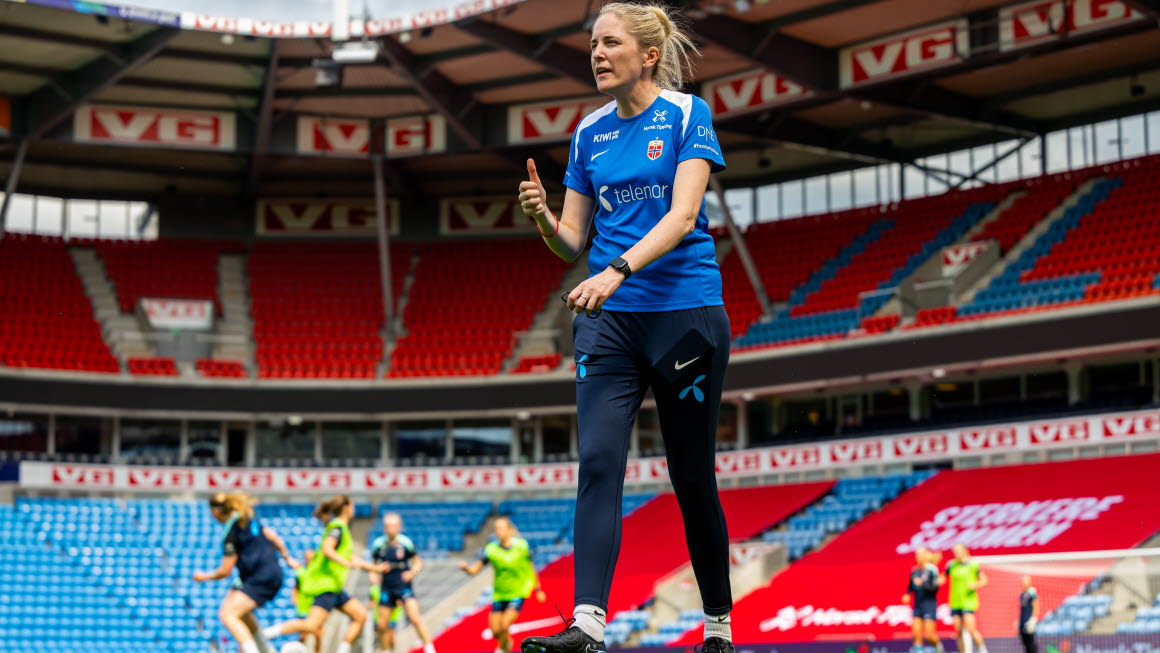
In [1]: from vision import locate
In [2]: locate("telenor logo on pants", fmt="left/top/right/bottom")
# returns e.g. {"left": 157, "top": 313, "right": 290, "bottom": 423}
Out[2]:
{"left": 680, "top": 374, "right": 706, "bottom": 402}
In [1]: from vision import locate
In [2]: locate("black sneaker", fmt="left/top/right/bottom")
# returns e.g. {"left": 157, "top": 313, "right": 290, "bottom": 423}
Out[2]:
{"left": 521, "top": 624, "right": 606, "bottom": 653}
{"left": 697, "top": 637, "right": 735, "bottom": 653}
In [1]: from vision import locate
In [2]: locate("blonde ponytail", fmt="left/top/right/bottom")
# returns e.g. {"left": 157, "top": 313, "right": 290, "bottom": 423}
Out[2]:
{"left": 209, "top": 492, "right": 255, "bottom": 527}
{"left": 598, "top": 2, "right": 700, "bottom": 91}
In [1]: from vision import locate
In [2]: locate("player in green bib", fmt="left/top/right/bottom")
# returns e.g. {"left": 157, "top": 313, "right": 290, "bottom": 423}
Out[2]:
{"left": 460, "top": 518, "right": 546, "bottom": 653}
{"left": 262, "top": 495, "right": 375, "bottom": 653}
{"left": 944, "top": 544, "right": 989, "bottom": 653}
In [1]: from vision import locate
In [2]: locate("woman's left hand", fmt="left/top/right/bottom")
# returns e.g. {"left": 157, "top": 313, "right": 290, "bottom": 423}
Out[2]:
{"left": 567, "top": 268, "right": 624, "bottom": 316}
{"left": 535, "top": 589, "right": 547, "bottom": 603}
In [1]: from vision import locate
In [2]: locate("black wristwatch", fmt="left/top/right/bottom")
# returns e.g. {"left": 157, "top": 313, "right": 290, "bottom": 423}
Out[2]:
{"left": 609, "top": 256, "right": 632, "bottom": 279}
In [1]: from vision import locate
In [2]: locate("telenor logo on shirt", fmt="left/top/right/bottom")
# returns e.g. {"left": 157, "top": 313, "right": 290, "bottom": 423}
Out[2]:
{"left": 598, "top": 183, "right": 670, "bottom": 212}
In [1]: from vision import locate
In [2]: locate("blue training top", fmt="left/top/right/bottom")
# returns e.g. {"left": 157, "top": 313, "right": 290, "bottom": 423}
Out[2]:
{"left": 564, "top": 90, "right": 726, "bottom": 312}
{"left": 221, "top": 515, "right": 282, "bottom": 584}
{"left": 370, "top": 533, "right": 416, "bottom": 590}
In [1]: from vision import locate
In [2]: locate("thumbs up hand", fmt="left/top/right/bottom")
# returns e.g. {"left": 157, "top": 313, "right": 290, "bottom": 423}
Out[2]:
{"left": 518, "top": 158, "right": 547, "bottom": 219}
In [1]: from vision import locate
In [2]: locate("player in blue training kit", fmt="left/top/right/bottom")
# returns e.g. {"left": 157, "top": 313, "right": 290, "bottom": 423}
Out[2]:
{"left": 902, "top": 548, "right": 944, "bottom": 653}
{"left": 517, "top": 5, "right": 733, "bottom": 653}
{"left": 194, "top": 492, "right": 298, "bottom": 653}
{"left": 369, "top": 513, "right": 436, "bottom": 653}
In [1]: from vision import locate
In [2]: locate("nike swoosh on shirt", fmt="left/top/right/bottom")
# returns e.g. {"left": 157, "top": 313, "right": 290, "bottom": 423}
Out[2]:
{"left": 674, "top": 357, "right": 700, "bottom": 370}
{"left": 591, "top": 149, "right": 610, "bottom": 161}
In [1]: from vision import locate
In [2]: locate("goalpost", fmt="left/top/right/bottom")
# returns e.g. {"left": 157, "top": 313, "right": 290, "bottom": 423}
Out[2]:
{"left": 971, "top": 547, "right": 1160, "bottom": 653}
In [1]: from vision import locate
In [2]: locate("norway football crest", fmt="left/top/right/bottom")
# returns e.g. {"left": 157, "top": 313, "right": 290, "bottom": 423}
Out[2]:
{"left": 647, "top": 139, "right": 664, "bottom": 160}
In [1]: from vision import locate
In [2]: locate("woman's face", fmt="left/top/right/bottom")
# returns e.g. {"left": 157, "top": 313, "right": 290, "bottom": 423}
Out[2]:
{"left": 590, "top": 13, "right": 655, "bottom": 96}
{"left": 209, "top": 506, "right": 228, "bottom": 523}
{"left": 341, "top": 502, "right": 354, "bottom": 520}
{"left": 494, "top": 519, "right": 511, "bottom": 541}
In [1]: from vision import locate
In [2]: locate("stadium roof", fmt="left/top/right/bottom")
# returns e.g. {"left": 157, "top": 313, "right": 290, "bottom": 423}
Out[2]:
{"left": 0, "top": 0, "right": 1158, "bottom": 200}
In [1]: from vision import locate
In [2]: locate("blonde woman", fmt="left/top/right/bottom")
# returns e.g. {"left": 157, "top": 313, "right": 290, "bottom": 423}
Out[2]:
{"left": 194, "top": 492, "right": 298, "bottom": 653}
{"left": 517, "top": 3, "right": 731, "bottom": 653}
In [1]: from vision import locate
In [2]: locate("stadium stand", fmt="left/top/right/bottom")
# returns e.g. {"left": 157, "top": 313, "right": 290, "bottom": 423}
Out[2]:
{"left": 195, "top": 357, "right": 246, "bottom": 378}
{"left": 718, "top": 207, "right": 881, "bottom": 339}
{"left": 674, "top": 454, "right": 1160, "bottom": 645}
{"left": 510, "top": 353, "right": 563, "bottom": 374}
{"left": 0, "top": 235, "right": 120, "bottom": 373}
{"left": 388, "top": 239, "right": 568, "bottom": 377}
{"left": 762, "top": 471, "right": 936, "bottom": 560}
{"left": 431, "top": 482, "right": 833, "bottom": 653}
{"left": 249, "top": 241, "right": 409, "bottom": 379}
{"left": 127, "top": 355, "right": 179, "bottom": 376}
{"left": 970, "top": 172, "right": 1082, "bottom": 253}
{"left": 88, "top": 238, "right": 242, "bottom": 315}
{"left": 734, "top": 188, "right": 1002, "bottom": 348}
{"left": 496, "top": 494, "right": 653, "bottom": 566}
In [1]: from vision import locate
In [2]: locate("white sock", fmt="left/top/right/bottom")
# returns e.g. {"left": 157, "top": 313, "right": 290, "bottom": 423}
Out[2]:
{"left": 572, "top": 604, "right": 607, "bottom": 642}
{"left": 336, "top": 643, "right": 352, "bottom": 653}
{"left": 424, "top": 644, "right": 437, "bottom": 653}
{"left": 978, "top": 644, "right": 988, "bottom": 653}
{"left": 963, "top": 637, "right": 974, "bottom": 653}
{"left": 260, "top": 624, "right": 284, "bottom": 640}
{"left": 241, "top": 641, "right": 261, "bottom": 653}
{"left": 704, "top": 612, "right": 732, "bottom": 642}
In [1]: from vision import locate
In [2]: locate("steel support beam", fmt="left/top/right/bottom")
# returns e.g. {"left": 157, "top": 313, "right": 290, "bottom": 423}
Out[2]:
{"left": 24, "top": 27, "right": 180, "bottom": 139}
{"left": 0, "top": 140, "right": 29, "bottom": 230}
{"left": 690, "top": 13, "right": 836, "bottom": 90}
{"left": 1121, "top": 0, "right": 1160, "bottom": 18}
{"left": 372, "top": 155, "right": 396, "bottom": 346}
{"left": 709, "top": 175, "right": 772, "bottom": 319}
{"left": 377, "top": 36, "right": 481, "bottom": 149}
{"left": 247, "top": 41, "right": 279, "bottom": 195}
{"left": 453, "top": 18, "right": 593, "bottom": 86}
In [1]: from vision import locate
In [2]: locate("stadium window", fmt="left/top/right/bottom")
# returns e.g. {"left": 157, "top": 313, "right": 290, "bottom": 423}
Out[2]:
{"left": 540, "top": 415, "right": 572, "bottom": 458}
{"left": 995, "top": 140, "right": 1020, "bottom": 182}
{"left": 853, "top": 167, "right": 877, "bottom": 207}
{"left": 781, "top": 180, "right": 804, "bottom": 218}
{"left": 321, "top": 421, "right": 382, "bottom": 462}
{"left": 1068, "top": 126, "right": 1091, "bottom": 169}
{"left": 1087, "top": 361, "right": 1151, "bottom": 405}
{"left": 0, "top": 413, "right": 49, "bottom": 453}
{"left": 716, "top": 402, "right": 739, "bottom": 449}
{"left": 636, "top": 408, "right": 663, "bottom": 455}
{"left": 979, "top": 376, "right": 1021, "bottom": 406}
{"left": 1119, "top": 114, "right": 1146, "bottom": 159}
{"left": 756, "top": 184, "right": 778, "bottom": 221}
{"left": 55, "top": 416, "right": 111, "bottom": 456}
{"left": 393, "top": 420, "right": 446, "bottom": 461}
{"left": 1025, "top": 370, "right": 1068, "bottom": 406}
{"left": 255, "top": 421, "right": 316, "bottom": 462}
{"left": 4, "top": 194, "right": 35, "bottom": 233}
{"left": 1020, "top": 136, "right": 1043, "bottom": 179}
{"left": 1045, "top": 130, "right": 1069, "bottom": 174}
{"left": 1094, "top": 119, "right": 1120, "bottom": 163}
{"left": 118, "top": 419, "right": 181, "bottom": 463}
{"left": 903, "top": 164, "right": 925, "bottom": 200}
{"left": 804, "top": 176, "right": 827, "bottom": 213}
{"left": 187, "top": 421, "right": 223, "bottom": 463}
{"left": 98, "top": 200, "right": 129, "bottom": 239}
{"left": 927, "top": 381, "right": 976, "bottom": 422}
{"left": 781, "top": 397, "right": 834, "bottom": 441}
{"left": 745, "top": 399, "right": 775, "bottom": 445}
{"left": 1148, "top": 111, "right": 1160, "bottom": 153}
{"left": 450, "top": 418, "right": 511, "bottom": 459}
{"left": 879, "top": 163, "right": 900, "bottom": 203}
{"left": 65, "top": 199, "right": 99, "bottom": 238}
{"left": 34, "top": 196, "right": 64, "bottom": 235}
{"left": 971, "top": 145, "right": 998, "bottom": 185}
{"left": 828, "top": 171, "right": 853, "bottom": 211}
{"left": 867, "top": 388, "right": 910, "bottom": 429}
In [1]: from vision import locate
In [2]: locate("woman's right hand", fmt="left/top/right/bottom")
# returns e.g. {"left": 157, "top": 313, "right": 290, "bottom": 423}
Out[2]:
{"left": 518, "top": 159, "right": 547, "bottom": 219}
